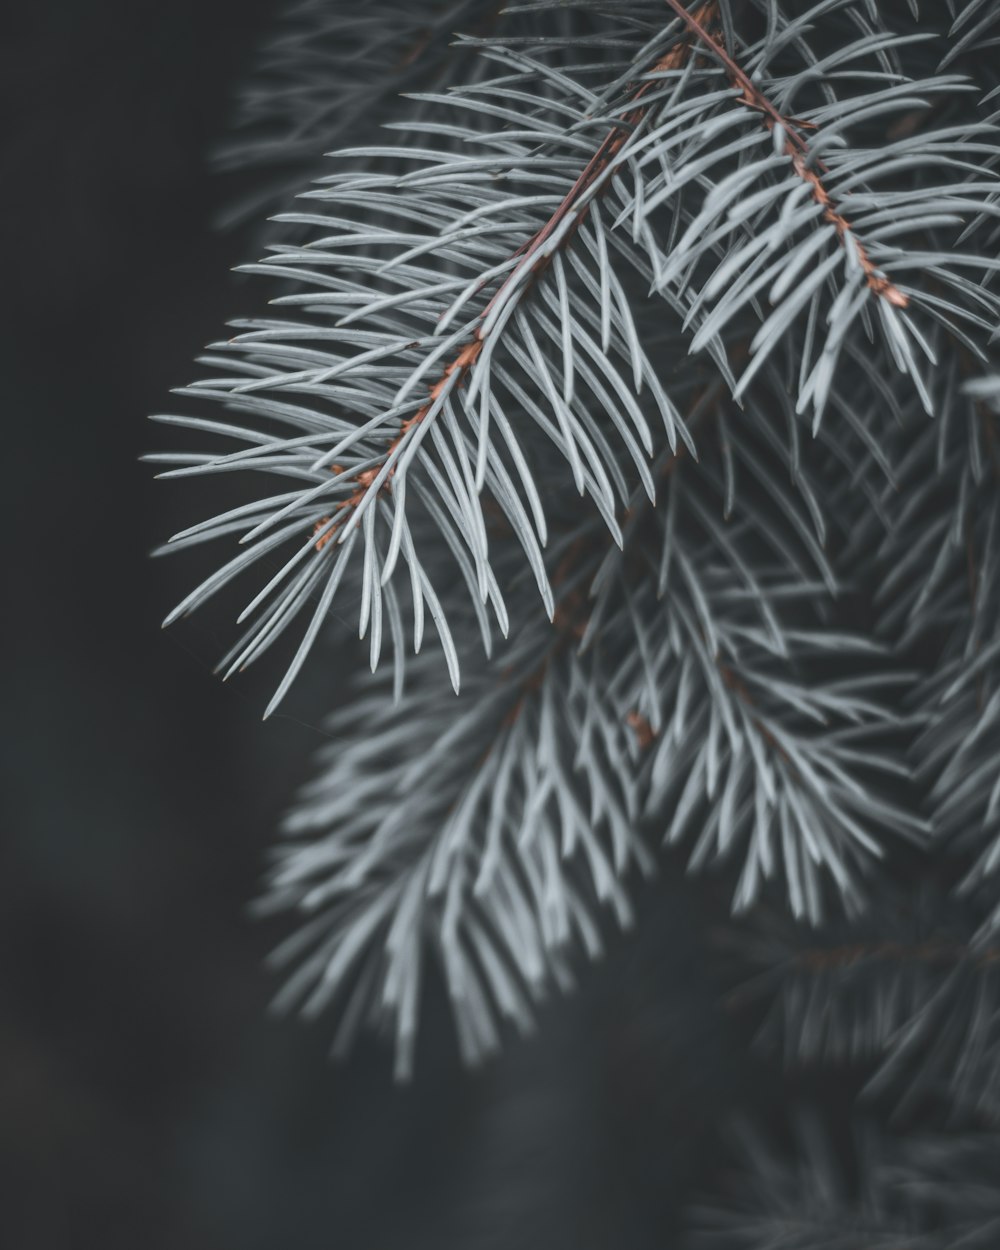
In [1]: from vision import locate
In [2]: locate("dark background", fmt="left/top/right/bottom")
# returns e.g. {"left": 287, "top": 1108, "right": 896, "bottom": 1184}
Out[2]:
{"left": 1, "top": 3, "right": 748, "bottom": 1246}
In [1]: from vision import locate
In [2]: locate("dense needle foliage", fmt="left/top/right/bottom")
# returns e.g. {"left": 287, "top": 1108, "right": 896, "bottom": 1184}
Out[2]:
{"left": 152, "top": 0, "right": 1000, "bottom": 1238}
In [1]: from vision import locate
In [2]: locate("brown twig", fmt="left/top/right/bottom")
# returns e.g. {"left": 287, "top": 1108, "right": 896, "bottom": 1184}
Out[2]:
{"left": 793, "top": 939, "right": 1000, "bottom": 972}
{"left": 662, "top": 0, "right": 909, "bottom": 308}
{"left": 313, "top": 338, "right": 484, "bottom": 549}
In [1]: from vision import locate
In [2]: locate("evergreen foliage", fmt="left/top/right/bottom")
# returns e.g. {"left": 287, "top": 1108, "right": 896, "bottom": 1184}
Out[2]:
{"left": 687, "top": 1117, "right": 1000, "bottom": 1248}
{"left": 152, "top": 0, "right": 1000, "bottom": 1241}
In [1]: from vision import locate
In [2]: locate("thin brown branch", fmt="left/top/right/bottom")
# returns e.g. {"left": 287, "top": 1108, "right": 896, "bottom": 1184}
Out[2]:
{"left": 792, "top": 939, "right": 1000, "bottom": 972}
{"left": 662, "top": 0, "right": 908, "bottom": 308}
{"left": 313, "top": 338, "right": 484, "bottom": 549}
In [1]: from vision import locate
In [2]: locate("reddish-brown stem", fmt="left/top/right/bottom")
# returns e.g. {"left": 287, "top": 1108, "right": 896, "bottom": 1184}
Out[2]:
{"left": 626, "top": 711, "right": 657, "bottom": 748}
{"left": 793, "top": 940, "right": 1000, "bottom": 972}
{"left": 313, "top": 337, "right": 485, "bottom": 549}
{"left": 662, "top": 0, "right": 909, "bottom": 308}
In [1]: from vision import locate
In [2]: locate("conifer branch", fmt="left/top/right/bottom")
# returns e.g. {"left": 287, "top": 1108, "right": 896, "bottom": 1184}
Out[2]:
{"left": 790, "top": 938, "right": 1000, "bottom": 972}
{"left": 731, "top": 892, "right": 1000, "bottom": 1120}
{"left": 153, "top": 0, "right": 1000, "bottom": 1099}
{"left": 663, "top": 0, "right": 909, "bottom": 308}
{"left": 156, "top": 0, "right": 1000, "bottom": 715}
{"left": 686, "top": 1118, "right": 1000, "bottom": 1250}
{"left": 310, "top": 6, "right": 717, "bottom": 557}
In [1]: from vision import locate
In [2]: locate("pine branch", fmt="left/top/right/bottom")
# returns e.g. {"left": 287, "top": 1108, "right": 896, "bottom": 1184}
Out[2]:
{"left": 155, "top": 2, "right": 1000, "bottom": 716}
{"left": 256, "top": 571, "right": 657, "bottom": 1078}
{"left": 844, "top": 359, "right": 1000, "bottom": 926}
{"left": 624, "top": 1, "right": 1000, "bottom": 419}
{"left": 729, "top": 891, "right": 1000, "bottom": 1123}
{"left": 303, "top": 5, "right": 719, "bottom": 563}
{"left": 153, "top": 13, "right": 725, "bottom": 712}
{"left": 663, "top": 0, "right": 910, "bottom": 306}
{"left": 256, "top": 358, "right": 931, "bottom": 1073}
{"left": 214, "top": 0, "right": 505, "bottom": 228}
{"left": 153, "top": 0, "right": 1000, "bottom": 1087}
{"left": 684, "top": 1114, "right": 1000, "bottom": 1249}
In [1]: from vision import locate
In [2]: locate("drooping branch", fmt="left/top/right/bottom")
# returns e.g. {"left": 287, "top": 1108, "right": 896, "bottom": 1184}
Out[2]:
{"left": 662, "top": 0, "right": 909, "bottom": 308}
{"left": 311, "top": 6, "right": 719, "bottom": 552}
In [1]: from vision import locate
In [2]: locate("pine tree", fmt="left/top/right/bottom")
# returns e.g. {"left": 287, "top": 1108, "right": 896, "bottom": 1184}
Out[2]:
{"left": 150, "top": 1, "right": 1000, "bottom": 1240}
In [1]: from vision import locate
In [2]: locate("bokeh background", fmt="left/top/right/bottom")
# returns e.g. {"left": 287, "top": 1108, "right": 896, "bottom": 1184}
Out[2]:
{"left": 2, "top": 4, "right": 774, "bottom": 1246}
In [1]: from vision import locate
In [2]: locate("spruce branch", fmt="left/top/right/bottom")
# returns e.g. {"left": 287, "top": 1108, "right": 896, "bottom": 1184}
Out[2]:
{"left": 623, "top": 1, "right": 1000, "bottom": 419}
{"left": 152, "top": 0, "right": 1000, "bottom": 1086}
{"left": 302, "top": 5, "right": 719, "bottom": 564}
{"left": 153, "top": 15, "right": 722, "bottom": 712}
{"left": 256, "top": 569, "right": 658, "bottom": 1078}
{"left": 684, "top": 1115, "right": 1000, "bottom": 1249}
{"left": 156, "top": 1, "right": 1000, "bottom": 713}
{"left": 847, "top": 362, "right": 1000, "bottom": 927}
{"left": 729, "top": 892, "right": 1000, "bottom": 1123}
{"left": 257, "top": 358, "right": 929, "bottom": 1072}
{"left": 663, "top": 0, "right": 910, "bottom": 307}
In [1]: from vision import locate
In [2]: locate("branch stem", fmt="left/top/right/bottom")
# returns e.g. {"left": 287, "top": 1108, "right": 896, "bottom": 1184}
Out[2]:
{"left": 793, "top": 940, "right": 1000, "bottom": 971}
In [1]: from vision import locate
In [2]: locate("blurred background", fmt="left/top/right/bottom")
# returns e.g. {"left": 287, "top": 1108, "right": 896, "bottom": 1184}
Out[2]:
{"left": 0, "top": 3, "right": 762, "bottom": 1246}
